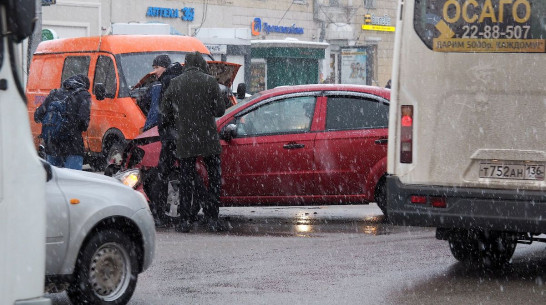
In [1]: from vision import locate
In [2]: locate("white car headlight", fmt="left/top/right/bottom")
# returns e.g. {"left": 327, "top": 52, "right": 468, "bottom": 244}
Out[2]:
{"left": 114, "top": 169, "right": 141, "bottom": 189}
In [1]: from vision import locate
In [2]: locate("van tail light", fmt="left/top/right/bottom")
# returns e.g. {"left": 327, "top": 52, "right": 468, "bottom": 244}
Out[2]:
{"left": 410, "top": 195, "right": 427, "bottom": 204}
{"left": 430, "top": 197, "right": 447, "bottom": 208}
{"left": 410, "top": 195, "right": 447, "bottom": 208}
{"left": 400, "top": 105, "right": 413, "bottom": 163}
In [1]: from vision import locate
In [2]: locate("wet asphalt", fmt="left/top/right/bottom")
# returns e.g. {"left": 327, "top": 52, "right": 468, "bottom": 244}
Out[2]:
{"left": 46, "top": 203, "right": 546, "bottom": 305}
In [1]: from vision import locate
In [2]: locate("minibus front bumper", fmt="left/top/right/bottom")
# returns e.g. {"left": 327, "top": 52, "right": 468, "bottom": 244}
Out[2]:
{"left": 387, "top": 176, "right": 546, "bottom": 234}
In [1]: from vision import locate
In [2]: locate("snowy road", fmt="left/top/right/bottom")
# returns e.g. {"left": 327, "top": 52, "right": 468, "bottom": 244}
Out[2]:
{"left": 47, "top": 204, "right": 546, "bottom": 305}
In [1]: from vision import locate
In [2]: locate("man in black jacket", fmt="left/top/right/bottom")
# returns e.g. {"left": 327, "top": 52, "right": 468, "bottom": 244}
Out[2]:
{"left": 160, "top": 51, "right": 226, "bottom": 233}
{"left": 34, "top": 74, "right": 91, "bottom": 170}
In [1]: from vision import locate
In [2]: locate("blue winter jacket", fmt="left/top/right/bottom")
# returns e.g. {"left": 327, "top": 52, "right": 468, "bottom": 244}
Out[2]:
{"left": 143, "top": 82, "right": 162, "bottom": 131}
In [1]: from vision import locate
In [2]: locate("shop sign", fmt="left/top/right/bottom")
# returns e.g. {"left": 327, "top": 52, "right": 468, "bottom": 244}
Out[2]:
{"left": 251, "top": 17, "right": 304, "bottom": 36}
{"left": 41, "top": 29, "right": 58, "bottom": 41}
{"left": 146, "top": 7, "right": 195, "bottom": 21}
{"left": 205, "top": 44, "right": 227, "bottom": 54}
{"left": 42, "top": 0, "right": 56, "bottom": 5}
{"left": 362, "top": 14, "right": 395, "bottom": 32}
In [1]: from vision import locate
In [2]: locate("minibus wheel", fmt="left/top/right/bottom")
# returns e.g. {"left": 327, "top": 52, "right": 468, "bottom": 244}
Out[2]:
{"left": 448, "top": 229, "right": 516, "bottom": 268}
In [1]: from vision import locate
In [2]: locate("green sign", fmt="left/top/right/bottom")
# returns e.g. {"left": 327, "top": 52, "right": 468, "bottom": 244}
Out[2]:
{"left": 41, "top": 29, "right": 57, "bottom": 41}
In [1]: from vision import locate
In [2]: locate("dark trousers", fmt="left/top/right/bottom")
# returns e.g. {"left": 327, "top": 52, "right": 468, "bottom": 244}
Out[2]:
{"left": 179, "top": 154, "right": 221, "bottom": 221}
{"left": 152, "top": 140, "right": 178, "bottom": 221}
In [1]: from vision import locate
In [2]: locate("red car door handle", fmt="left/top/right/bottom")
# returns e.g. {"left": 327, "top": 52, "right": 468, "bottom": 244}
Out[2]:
{"left": 375, "top": 138, "right": 388, "bottom": 145}
{"left": 283, "top": 143, "right": 305, "bottom": 149}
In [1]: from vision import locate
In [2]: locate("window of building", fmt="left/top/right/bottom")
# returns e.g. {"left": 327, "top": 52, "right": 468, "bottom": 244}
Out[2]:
{"left": 364, "top": 0, "right": 376, "bottom": 9}
{"left": 329, "top": 0, "right": 339, "bottom": 6}
{"left": 249, "top": 60, "right": 266, "bottom": 94}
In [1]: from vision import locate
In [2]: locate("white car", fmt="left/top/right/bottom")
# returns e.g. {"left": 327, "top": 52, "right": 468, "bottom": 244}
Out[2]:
{"left": 42, "top": 161, "right": 155, "bottom": 304}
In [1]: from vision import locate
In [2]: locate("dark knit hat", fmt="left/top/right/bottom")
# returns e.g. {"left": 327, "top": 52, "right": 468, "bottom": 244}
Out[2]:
{"left": 152, "top": 55, "right": 171, "bottom": 68}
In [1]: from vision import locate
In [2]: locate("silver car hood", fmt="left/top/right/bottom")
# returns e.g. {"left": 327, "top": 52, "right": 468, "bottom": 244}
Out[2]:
{"left": 51, "top": 166, "right": 149, "bottom": 211}
{"left": 53, "top": 167, "right": 122, "bottom": 185}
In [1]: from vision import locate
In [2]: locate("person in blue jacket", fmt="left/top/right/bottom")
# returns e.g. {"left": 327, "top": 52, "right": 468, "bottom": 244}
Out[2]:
{"left": 143, "top": 55, "right": 171, "bottom": 131}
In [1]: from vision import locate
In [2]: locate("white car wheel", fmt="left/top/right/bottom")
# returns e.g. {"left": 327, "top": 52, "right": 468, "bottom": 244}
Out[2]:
{"left": 68, "top": 230, "right": 139, "bottom": 305}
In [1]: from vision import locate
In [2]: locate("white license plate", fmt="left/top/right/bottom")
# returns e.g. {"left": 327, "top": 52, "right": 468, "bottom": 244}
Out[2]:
{"left": 479, "top": 162, "right": 545, "bottom": 181}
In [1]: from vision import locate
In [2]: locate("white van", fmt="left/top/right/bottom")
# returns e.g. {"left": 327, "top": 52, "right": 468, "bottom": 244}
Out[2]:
{"left": 0, "top": 1, "right": 50, "bottom": 304}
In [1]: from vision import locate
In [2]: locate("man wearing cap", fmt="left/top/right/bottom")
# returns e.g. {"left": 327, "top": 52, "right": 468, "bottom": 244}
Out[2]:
{"left": 143, "top": 54, "right": 171, "bottom": 131}
{"left": 140, "top": 54, "right": 174, "bottom": 227}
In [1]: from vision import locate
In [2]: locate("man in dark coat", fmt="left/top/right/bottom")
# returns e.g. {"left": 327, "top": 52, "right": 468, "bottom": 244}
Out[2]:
{"left": 34, "top": 74, "right": 91, "bottom": 170}
{"left": 160, "top": 51, "right": 226, "bottom": 232}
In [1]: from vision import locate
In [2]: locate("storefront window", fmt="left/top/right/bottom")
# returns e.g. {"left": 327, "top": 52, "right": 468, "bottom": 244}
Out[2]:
{"left": 324, "top": 53, "right": 337, "bottom": 84}
{"left": 249, "top": 61, "right": 266, "bottom": 94}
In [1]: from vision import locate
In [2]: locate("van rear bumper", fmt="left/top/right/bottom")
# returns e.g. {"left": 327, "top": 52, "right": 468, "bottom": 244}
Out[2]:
{"left": 387, "top": 176, "right": 546, "bottom": 233}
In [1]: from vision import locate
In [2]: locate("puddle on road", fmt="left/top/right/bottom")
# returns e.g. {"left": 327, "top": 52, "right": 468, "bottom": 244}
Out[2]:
{"left": 217, "top": 215, "right": 395, "bottom": 237}
{"left": 155, "top": 213, "right": 425, "bottom": 237}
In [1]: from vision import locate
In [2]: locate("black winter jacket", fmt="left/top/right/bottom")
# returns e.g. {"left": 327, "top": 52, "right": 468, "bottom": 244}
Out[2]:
{"left": 157, "top": 62, "right": 184, "bottom": 141}
{"left": 160, "top": 52, "right": 224, "bottom": 159}
{"left": 34, "top": 74, "right": 91, "bottom": 157}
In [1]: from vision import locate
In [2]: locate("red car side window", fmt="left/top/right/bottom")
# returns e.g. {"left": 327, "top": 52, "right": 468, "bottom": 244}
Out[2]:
{"left": 325, "top": 96, "right": 388, "bottom": 131}
{"left": 236, "top": 96, "right": 317, "bottom": 136}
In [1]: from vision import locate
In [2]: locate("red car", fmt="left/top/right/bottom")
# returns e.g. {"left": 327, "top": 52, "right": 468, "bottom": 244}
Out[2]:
{"left": 111, "top": 84, "right": 390, "bottom": 216}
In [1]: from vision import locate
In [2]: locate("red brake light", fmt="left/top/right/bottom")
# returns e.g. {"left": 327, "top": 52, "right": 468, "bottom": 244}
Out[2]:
{"left": 410, "top": 195, "right": 427, "bottom": 204}
{"left": 430, "top": 197, "right": 447, "bottom": 208}
{"left": 400, "top": 105, "right": 413, "bottom": 163}
{"left": 401, "top": 115, "right": 412, "bottom": 127}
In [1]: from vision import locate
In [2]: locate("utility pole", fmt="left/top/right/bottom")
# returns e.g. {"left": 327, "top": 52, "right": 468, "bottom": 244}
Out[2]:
{"left": 27, "top": 0, "right": 43, "bottom": 74}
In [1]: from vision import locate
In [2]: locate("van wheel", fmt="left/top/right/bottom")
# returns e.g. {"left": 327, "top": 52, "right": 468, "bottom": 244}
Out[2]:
{"left": 91, "top": 140, "right": 125, "bottom": 172}
{"left": 448, "top": 229, "right": 517, "bottom": 268}
{"left": 67, "top": 230, "right": 138, "bottom": 305}
{"left": 374, "top": 177, "right": 387, "bottom": 218}
{"left": 106, "top": 142, "right": 125, "bottom": 167}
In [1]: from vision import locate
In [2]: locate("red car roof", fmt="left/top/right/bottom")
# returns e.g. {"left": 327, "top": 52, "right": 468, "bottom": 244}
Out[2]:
{"left": 255, "top": 84, "right": 390, "bottom": 101}
{"left": 135, "top": 84, "right": 390, "bottom": 140}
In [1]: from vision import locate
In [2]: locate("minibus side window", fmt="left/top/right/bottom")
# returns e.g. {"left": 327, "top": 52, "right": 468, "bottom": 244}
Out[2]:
{"left": 94, "top": 55, "right": 117, "bottom": 98}
{"left": 61, "top": 56, "right": 90, "bottom": 84}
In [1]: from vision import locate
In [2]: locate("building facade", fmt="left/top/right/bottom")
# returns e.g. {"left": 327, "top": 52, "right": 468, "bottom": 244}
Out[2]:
{"left": 41, "top": 0, "right": 397, "bottom": 90}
